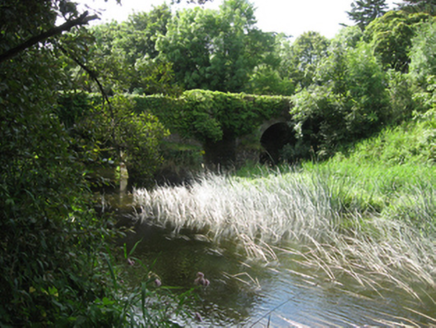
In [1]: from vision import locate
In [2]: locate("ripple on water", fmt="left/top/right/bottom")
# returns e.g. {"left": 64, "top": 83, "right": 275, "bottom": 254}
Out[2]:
{"left": 119, "top": 220, "right": 436, "bottom": 327}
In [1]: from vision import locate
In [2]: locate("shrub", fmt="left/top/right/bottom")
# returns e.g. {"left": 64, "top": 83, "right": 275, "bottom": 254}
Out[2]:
{"left": 57, "top": 93, "right": 169, "bottom": 188}
{"left": 290, "top": 42, "right": 389, "bottom": 158}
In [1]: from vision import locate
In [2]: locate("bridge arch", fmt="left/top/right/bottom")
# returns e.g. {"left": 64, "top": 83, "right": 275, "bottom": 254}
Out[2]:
{"left": 259, "top": 120, "right": 296, "bottom": 164}
{"left": 259, "top": 118, "right": 289, "bottom": 136}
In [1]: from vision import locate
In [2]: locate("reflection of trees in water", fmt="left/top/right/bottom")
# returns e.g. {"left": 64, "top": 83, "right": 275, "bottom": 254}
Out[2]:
{"left": 118, "top": 221, "right": 259, "bottom": 325}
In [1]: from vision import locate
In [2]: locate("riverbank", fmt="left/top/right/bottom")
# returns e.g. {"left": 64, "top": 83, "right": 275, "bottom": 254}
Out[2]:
{"left": 128, "top": 119, "right": 436, "bottom": 325}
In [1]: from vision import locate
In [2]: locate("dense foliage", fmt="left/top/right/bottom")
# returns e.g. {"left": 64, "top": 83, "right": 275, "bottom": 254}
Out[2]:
{"left": 77, "top": 4, "right": 176, "bottom": 95}
{"left": 72, "top": 0, "right": 436, "bottom": 166}
{"left": 286, "top": 2, "right": 436, "bottom": 161}
{"left": 281, "top": 31, "right": 330, "bottom": 89}
{"left": 363, "top": 10, "right": 434, "bottom": 72}
{"left": 290, "top": 31, "right": 390, "bottom": 158}
{"left": 84, "top": 0, "right": 295, "bottom": 96}
{"left": 57, "top": 92, "right": 169, "bottom": 187}
{"left": 0, "top": 1, "right": 123, "bottom": 325}
{"left": 156, "top": 0, "right": 279, "bottom": 92}
{"left": 0, "top": 0, "right": 206, "bottom": 325}
{"left": 397, "top": 0, "right": 436, "bottom": 14}
{"left": 409, "top": 21, "right": 436, "bottom": 86}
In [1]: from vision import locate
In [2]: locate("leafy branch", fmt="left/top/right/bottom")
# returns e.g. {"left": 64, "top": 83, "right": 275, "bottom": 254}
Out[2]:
{"left": 58, "top": 45, "right": 111, "bottom": 110}
{"left": 0, "top": 11, "right": 98, "bottom": 63}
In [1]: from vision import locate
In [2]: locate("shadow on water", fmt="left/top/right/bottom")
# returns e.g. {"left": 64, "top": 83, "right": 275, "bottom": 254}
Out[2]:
{"left": 115, "top": 215, "right": 436, "bottom": 327}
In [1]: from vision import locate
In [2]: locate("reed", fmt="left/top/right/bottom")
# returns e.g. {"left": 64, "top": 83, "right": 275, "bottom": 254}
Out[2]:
{"left": 133, "top": 164, "right": 436, "bottom": 301}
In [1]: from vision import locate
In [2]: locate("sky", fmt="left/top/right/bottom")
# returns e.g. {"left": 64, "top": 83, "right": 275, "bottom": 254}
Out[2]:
{"left": 79, "top": 0, "right": 397, "bottom": 40}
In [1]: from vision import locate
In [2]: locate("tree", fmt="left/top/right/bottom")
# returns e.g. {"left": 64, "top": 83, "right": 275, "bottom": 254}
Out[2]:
{"left": 347, "top": 0, "right": 389, "bottom": 30}
{"left": 120, "top": 5, "right": 172, "bottom": 62}
{"left": 244, "top": 64, "right": 295, "bottom": 96}
{"left": 0, "top": 1, "right": 98, "bottom": 63}
{"left": 283, "top": 31, "right": 330, "bottom": 89}
{"left": 0, "top": 1, "right": 122, "bottom": 325}
{"left": 156, "top": 0, "right": 278, "bottom": 92}
{"left": 408, "top": 21, "right": 436, "bottom": 112}
{"left": 291, "top": 40, "right": 390, "bottom": 157}
{"left": 364, "top": 10, "right": 434, "bottom": 72}
{"left": 65, "top": 5, "right": 177, "bottom": 95}
{"left": 409, "top": 21, "right": 436, "bottom": 84}
{"left": 57, "top": 92, "right": 169, "bottom": 188}
{"left": 0, "top": 0, "right": 210, "bottom": 324}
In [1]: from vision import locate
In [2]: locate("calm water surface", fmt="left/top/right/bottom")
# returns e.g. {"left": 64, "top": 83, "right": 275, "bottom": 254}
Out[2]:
{"left": 116, "top": 215, "right": 436, "bottom": 327}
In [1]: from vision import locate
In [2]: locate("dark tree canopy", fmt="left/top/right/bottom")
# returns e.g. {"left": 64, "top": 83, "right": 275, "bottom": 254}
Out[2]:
{"left": 0, "top": 0, "right": 177, "bottom": 324}
{"left": 1, "top": 0, "right": 111, "bottom": 325}
{"left": 347, "top": 0, "right": 389, "bottom": 30}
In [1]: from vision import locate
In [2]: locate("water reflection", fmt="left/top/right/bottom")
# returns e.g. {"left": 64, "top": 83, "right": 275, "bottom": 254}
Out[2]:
{"left": 119, "top": 220, "right": 260, "bottom": 326}
{"left": 117, "top": 217, "right": 436, "bottom": 327}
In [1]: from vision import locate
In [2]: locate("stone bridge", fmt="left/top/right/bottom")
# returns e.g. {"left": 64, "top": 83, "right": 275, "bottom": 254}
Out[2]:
{"left": 225, "top": 115, "right": 296, "bottom": 166}
{"left": 165, "top": 114, "right": 295, "bottom": 168}
{"left": 183, "top": 98, "right": 294, "bottom": 167}
{"left": 134, "top": 90, "right": 296, "bottom": 167}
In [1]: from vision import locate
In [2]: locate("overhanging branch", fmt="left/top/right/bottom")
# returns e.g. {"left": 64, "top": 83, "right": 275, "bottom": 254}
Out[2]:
{"left": 58, "top": 45, "right": 110, "bottom": 107}
{"left": 0, "top": 11, "right": 98, "bottom": 63}
{"left": 58, "top": 46, "right": 115, "bottom": 146}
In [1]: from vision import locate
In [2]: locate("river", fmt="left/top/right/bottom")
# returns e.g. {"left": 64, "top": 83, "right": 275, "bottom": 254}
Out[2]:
{"left": 107, "top": 169, "right": 436, "bottom": 327}
{"left": 116, "top": 214, "right": 436, "bottom": 327}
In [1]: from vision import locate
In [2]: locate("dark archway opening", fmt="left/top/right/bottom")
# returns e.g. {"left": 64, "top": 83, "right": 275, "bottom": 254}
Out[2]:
{"left": 203, "top": 132, "right": 237, "bottom": 169}
{"left": 260, "top": 122, "right": 295, "bottom": 165}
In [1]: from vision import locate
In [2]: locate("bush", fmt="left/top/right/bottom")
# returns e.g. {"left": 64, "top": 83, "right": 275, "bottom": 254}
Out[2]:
{"left": 290, "top": 42, "right": 390, "bottom": 158}
{"left": 386, "top": 70, "right": 418, "bottom": 123}
{"left": 57, "top": 93, "right": 169, "bottom": 188}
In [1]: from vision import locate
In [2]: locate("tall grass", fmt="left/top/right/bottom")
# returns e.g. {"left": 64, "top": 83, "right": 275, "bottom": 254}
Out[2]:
{"left": 133, "top": 118, "right": 436, "bottom": 311}
{"left": 133, "top": 163, "right": 436, "bottom": 302}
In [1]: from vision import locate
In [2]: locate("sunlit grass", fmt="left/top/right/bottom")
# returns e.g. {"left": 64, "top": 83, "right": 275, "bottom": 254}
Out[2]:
{"left": 133, "top": 162, "right": 436, "bottom": 303}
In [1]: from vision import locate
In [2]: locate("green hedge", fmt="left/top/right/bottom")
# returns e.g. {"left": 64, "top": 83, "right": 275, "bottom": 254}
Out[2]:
{"left": 58, "top": 90, "right": 292, "bottom": 144}
{"left": 129, "top": 90, "right": 292, "bottom": 142}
